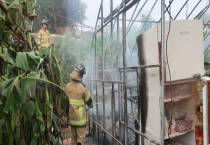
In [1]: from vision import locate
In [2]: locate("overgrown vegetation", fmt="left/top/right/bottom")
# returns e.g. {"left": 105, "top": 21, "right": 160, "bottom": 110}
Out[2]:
{"left": 34, "top": 0, "right": 87, "bottom": 33}
{"left": 0, "top": 0, "right": 69, "bottom": 144}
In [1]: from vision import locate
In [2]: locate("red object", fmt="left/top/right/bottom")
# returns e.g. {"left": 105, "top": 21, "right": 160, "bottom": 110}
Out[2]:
{"left": 196, "top": 139, "right": 199, "bottom": 144}
{"left": 196, "top": 126, "right": 200, "bottom": 131}
{"left": 111, "top": 129, "right": 119, "bottom": 136}
{"left": 116, "top": 129, "right": 118, "bottom": 136}
{"left": 56, "top": 27, "right": 72, "bottom": 35}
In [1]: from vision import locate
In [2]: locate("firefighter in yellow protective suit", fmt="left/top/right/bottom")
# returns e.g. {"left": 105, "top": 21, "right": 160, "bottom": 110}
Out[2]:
{"left": 66, "top": 62, "right": 93, "bottom": 145}
{"left": 37, "top": 18, "right": 51, "bottom": 50}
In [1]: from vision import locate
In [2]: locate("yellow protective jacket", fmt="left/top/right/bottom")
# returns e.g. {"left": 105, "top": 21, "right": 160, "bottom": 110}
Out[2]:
{"left": 66, "top": 70, "right": 93, "bottom": 127}
{"left": 37, "top": 27, "right": 51, "bottom": 50}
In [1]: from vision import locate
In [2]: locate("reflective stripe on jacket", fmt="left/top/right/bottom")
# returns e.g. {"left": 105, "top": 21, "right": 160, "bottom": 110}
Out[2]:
{"left": 37, "top": 27, "right": 51, "bottom": 50}
{"left": 66, "top": 70, "right": 93, "bottom": 127}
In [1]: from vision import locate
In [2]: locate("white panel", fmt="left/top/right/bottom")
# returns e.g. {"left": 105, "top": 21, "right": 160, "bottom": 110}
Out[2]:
{"left": 137, "top": 24, "right": 161, "bottom": 143}
{"left": 157, "top": 20, "right": 205, "bottom": 82}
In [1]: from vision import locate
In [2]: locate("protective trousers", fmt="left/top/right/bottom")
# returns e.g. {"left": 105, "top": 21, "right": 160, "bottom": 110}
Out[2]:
{"left": 71, "top": 126, "right": 86, "bottom": 145}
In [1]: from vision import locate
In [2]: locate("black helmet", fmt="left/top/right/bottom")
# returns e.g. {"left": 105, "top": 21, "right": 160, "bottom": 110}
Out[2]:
{"left": 74, "top": 62, "right": 86, "bottom": 77}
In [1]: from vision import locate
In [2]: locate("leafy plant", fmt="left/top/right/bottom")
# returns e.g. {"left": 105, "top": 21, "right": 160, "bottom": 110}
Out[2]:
{"left": 0, "top": 0, "right": 69, "bottom": 144}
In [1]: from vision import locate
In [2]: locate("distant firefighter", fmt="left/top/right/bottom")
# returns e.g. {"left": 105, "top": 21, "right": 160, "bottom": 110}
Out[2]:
{"left": 66, "top": 62, "right": 93, "bottom": 145}
{"left": 37, "top": 17, "right": 51, "bottom": 50}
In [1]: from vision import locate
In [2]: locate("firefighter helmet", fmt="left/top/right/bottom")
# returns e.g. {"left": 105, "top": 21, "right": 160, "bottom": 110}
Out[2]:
{"left": 42, "top": 17, "right": 49, "bottom": 25}
{"left": 74, "top": 62, "right": 86, "bottom": 77}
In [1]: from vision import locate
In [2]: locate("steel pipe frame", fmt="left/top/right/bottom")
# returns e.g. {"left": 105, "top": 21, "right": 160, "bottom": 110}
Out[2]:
{"left": 95, "top": 33, "right": 100, "bottom": 145}
{"left": 174, "top": 0, "right": 189, "bottom": 20}
{"left": 107, "top": 0, "right": 148, "bottom": 69}
{"left": 119, "top": 64, "right": 161, "bottom": 71}
{"left": 111, "top": 83, "right": 116, "bottom": 145}
{"left": 161, "top": 0, "right": 165, "bottom": 145}
{"left": 120, "top": 121, "right": 160, "bottom": 145}
{"left": 117, "top": 15, "right": 122, "bottom": 143}
{"left": 194, "top": 4, "right": 210, "bottom": 20}
{"left": 130, "top": 1, "right": 158, "bottom": 57}
{"left": 90, "top": 45, "right": 94, "bottom": 141}
{"left": 122, "top": 0, "right": 128, "bottom": 144}
{"left": 90, "top": 0, "right": 210, "bottom": 144}
{"left": 89, "top": 79, "right": 123, "bottom": 84}
{"left": 158, "top": 0, "right": 174, "bottom": 22}
{"left": 95, "top": 0, "right": 141, "bottom": 34}
{"left": 101, "top": 2, "right": 106, "bottom": 144}
{"left": 89, "top": 117, "right": 123, "bottom": 145}
{"left": 187, "top": 0, "right": 202, "bottom": 19}
{"left": 90, "top": 0, "right": 103, "bottom": 50}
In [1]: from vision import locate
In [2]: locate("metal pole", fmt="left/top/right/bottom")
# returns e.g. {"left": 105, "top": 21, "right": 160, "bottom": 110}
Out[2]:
{"left": 95, "top": 34, "right": 99, "bottom": 145}
{"left": 101, "top": 2, "right": 106, "bottom": 144}
{"left": 111, "top": 83, "right": 116, "bottom": 145}
{"left": 117, "top": 15, "right": 122, "bottom": 143}
{"left": 91, "top": 49, "right": 94, "bottom": 140}
{"left": 102, "top": 82, "right": 106, "bottom": 144}
{"left": 122, "top": 0, "right": 128, "bottom": 144}
{"left": 161, "top": 0, "right": 165, "bottom": 145}
{"left": 110, "top": 0, "right": 114, "bottom": 80}
{"left": 130, "top": 89, "right": 134, "bottom": 118}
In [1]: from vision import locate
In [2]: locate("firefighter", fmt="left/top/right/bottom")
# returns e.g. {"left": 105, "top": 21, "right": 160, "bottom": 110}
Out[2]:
{"left": 37, "top": 18, "right": 51, "bottom": 50}
{"left": 66, "top": 62, "right": 93, "bottom": 145}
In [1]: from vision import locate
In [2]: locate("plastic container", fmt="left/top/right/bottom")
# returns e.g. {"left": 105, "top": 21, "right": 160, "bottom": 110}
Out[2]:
{"left": 199, "top": 92, "right": 203, "bottom": 99}
{"left": 198, "top": 137, "right": 203, "bottom": 145}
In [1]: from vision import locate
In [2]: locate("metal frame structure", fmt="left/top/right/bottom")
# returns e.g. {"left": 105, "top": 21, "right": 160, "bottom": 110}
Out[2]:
{"left": 88, "top": 0, "right": 209, "bottom": 145}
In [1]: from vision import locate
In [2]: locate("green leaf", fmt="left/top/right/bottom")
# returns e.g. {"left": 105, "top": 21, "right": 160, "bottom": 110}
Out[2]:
{"left": 53, "top": 53, "right": 62, "bottom": 85}
{"left": 22, "top": 101, "right": 35, "bottom": 116}
{"left": 49, "top": 131, "right": 56, "bottom": 143}
{"left": 11, "top": 114, "right": 16, "bottom": 131}
{"left": 4, "top": 86, "right": 26, "bottom": 114}
{"left": 2, "top": 79, "right": 15, "bottom": 97}
{"left": 0, "top": 119, "right": 6, "bottom": 134}
{"left": 35, "top": 101, "right": 43, "bottom": 122}
{"left": 4, "top": 92, "right": 17, "bottom": 113}
{"left": 30, "top": 3, "right": 39, "bottom": 11}
{"left": 28, "top": 72, "right": 40, "bottom": 78}
{"left": 27, "top": 51, "right": 40, "bottom": 64}
{"left": 0, "top": 27, "right": 4, "bottom": 40}
{"left": 8, "top": 0, "right": 19, "bottom": 9}
{"left": 14, "top": 52, "right": 30, "bottom": 71}
{"left": 26, "top": 51, "right": 40, "bottom": 68}
{"left": 30, "top": 137, "right": 37, "bottom": 145}
{"left": 42, "top": 47, "right": 50, "bottom": 56}
{"left": 4, "top": 53, "right": 14, "bottom": 64}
